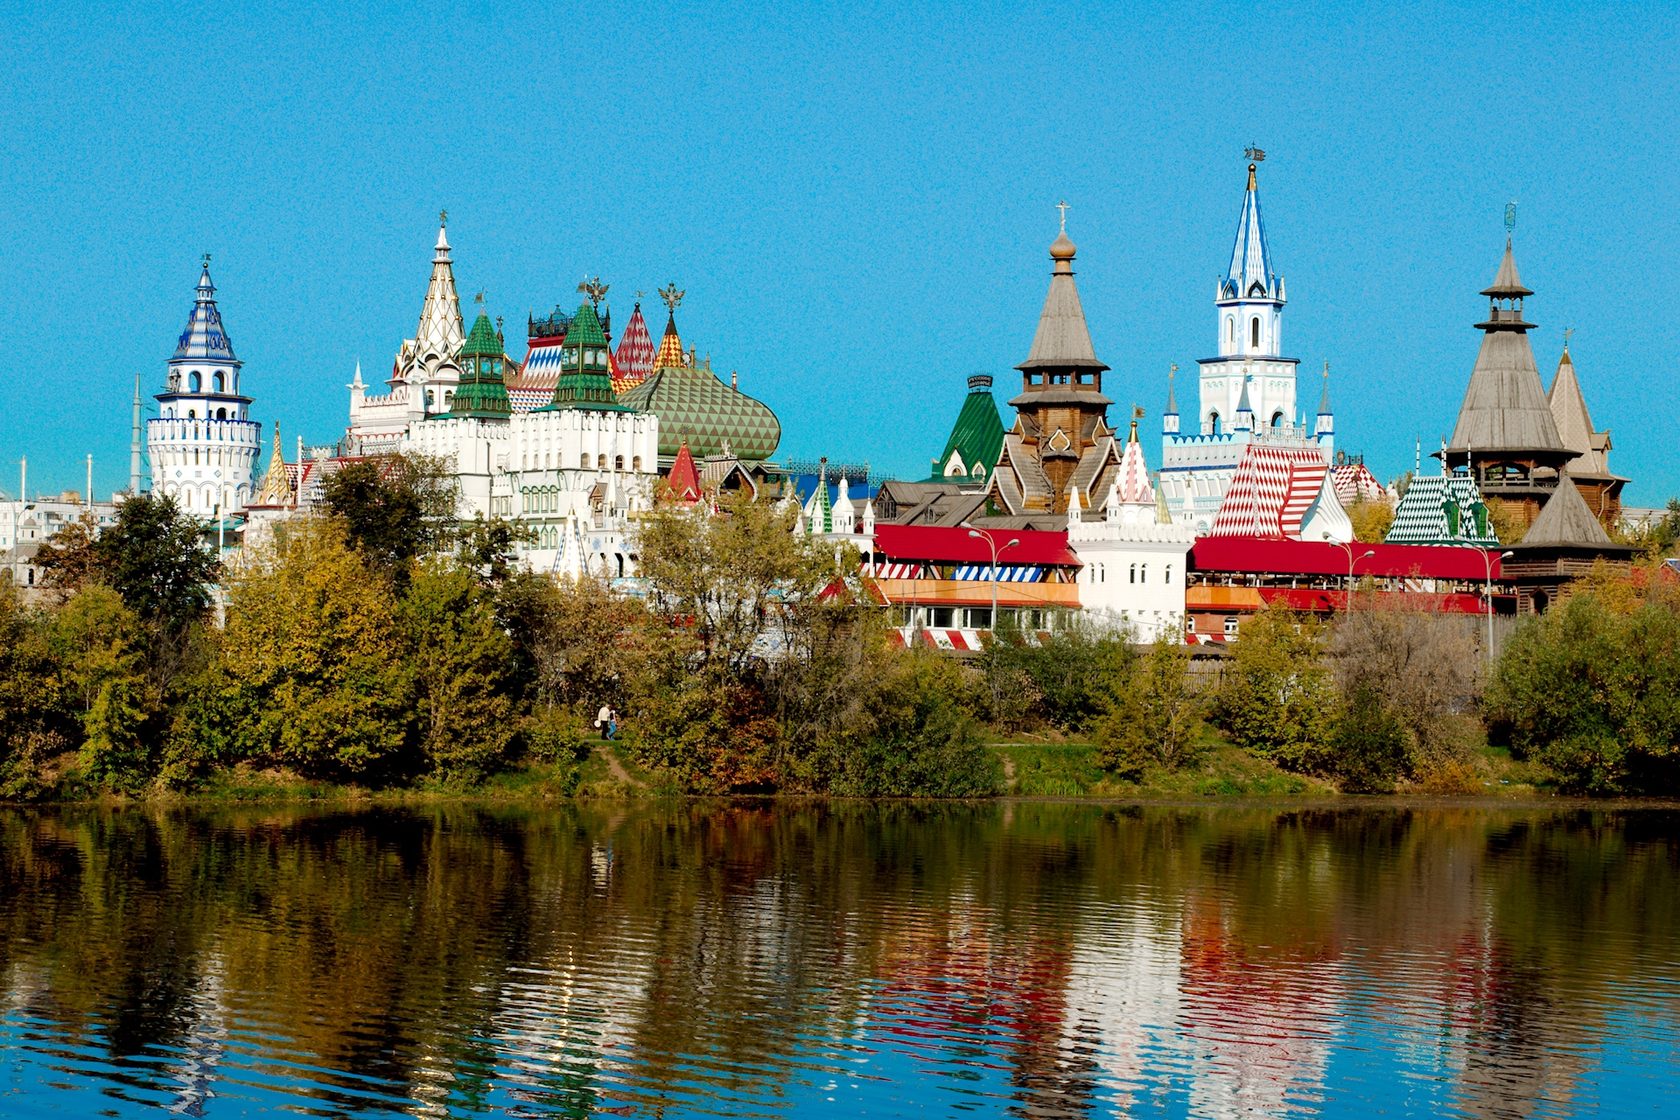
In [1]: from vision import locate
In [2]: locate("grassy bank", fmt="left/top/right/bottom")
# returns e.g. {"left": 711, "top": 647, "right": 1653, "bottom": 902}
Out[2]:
{"left": 10, "top": 730, "right": 1565, "bottom": 807}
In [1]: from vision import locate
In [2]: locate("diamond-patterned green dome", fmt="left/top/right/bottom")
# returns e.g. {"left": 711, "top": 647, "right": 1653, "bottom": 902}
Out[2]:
{"left": 619, "top": 364, "right": 780, "bottom": 460}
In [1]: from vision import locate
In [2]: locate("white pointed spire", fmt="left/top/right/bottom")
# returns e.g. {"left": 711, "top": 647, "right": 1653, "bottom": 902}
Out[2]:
{"left": 1224, "top": 158, "right": 1279, "bottom": 301}
{"left": 402, "top": 215, "right": 465, "bottom": 385}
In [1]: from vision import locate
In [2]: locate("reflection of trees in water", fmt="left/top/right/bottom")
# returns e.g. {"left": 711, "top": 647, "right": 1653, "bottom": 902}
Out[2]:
{"left": 0, "top": 805, "right": 1676, "bottom": 1116}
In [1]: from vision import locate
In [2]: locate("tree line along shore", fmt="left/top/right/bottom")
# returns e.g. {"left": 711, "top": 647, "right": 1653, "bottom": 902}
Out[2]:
{"left": 2, "top": 455, "right": 1678, "bottom": 804}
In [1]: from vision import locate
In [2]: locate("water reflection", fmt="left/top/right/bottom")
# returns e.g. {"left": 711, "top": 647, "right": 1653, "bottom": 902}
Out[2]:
{"left": 1, "top": 804, "right": 1675, "bottom": 1118}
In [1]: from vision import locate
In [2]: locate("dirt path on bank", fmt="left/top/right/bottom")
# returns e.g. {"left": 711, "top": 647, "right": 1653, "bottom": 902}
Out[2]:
{"left": 601, "top": 746, "right": 645, "bottom": 789}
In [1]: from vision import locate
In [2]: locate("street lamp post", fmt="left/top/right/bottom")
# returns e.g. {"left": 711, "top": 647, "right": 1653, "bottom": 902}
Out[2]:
{"left": 1323, "top": 534, "right": 1374, "bottom": 613}
{"left": 966, "top": 527, "right": 1020, "bottom": 633}
{"left": 1469, "top": 547, "right": 1516, "bottom": 671}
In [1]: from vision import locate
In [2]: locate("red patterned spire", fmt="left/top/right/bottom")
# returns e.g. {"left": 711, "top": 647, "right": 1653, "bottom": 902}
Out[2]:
{"left": 613, "top": 301, "right": 656, "bottom": 391}
{"left": 665, "top": 439, "right": 702, "bottom": 503}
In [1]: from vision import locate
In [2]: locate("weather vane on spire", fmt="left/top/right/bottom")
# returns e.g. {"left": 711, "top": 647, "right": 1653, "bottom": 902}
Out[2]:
{"left": 1563, "top": 326, "right": 1574, "bottom": 349}
{"left": 1504, "top": 201, "right": 1517, "bottom": 235}
{"left": 1244, "top": 144, "right": 1266, "bottom": 163}
{"left": 201, "top": 252, "right": 211, "bottom": 268}
{"left": 474, "top": 291, "right": 485, "bottom": 307}
{"left": 658, "top": 283, "right": 685, "bottom": 314}
{"left": 439, "top": 209, "right": 448, "bottom": 228}
{"left": 579, "top": 277, "right": 609, "bottom": 308}
{"left": 1056, "top": 200, "right": 1070, "bottom": 233}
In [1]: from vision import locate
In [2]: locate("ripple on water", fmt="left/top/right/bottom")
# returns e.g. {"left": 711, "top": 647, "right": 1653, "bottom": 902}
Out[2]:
{"left": 2, "top": 804, "right": 1679, "bottom": 1117}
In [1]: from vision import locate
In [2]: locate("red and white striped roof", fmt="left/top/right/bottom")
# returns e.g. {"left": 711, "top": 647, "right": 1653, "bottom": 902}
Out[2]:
{"left": 613, "top": 303, "right": 656, "bottom": 390}
{"left": 1210, "top": 444, "right": 1329, "bottom": 538}
{"left": 1331, "top": 462, "right": 1385, "bottom": 504}
{"left": 1115, "top": 432, "right": 1153, "bottom": 505}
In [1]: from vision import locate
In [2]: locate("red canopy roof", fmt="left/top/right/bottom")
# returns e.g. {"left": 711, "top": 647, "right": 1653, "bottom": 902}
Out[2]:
{"left": 1191, "top": 537, "right": 1502, "bottom": 581}
{"left": 870, "top": 524, "right": 1082, "bottom": 568}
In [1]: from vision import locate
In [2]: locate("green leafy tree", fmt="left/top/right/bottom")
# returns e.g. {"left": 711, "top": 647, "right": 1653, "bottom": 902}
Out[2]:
{"left": 456, "top": 515, "right": 534, "bottom": 587}
{"left": 319, "top": 453, "right": 459, "bottom": 577}
{"left": 1329, "top": 682, "right": 1409, "bottom": 793}
{"left": 0, "top": 583, "right": 72, "bottom": 798}
{"left": 979, "top": 616, "right": 1134, "bottom": 732}
{"left": 1095, "top": 635, "right": 1203, "bottom": 779}
{"left": 1486, "top": 591, "right": 1680, "bottom": 794}
{"left": 50, "top": 586, "right": 153, "bottom": 789}
{"left": 1212, "top": 605, "right": 1335, "bottom": 772}
{"left": 217, "top": 520, "right": 411, "bottom": 781}
{"left": 635, "top": 493, "right": 831, "bottom": 677}
{"left": 400, "top": 560, "right": 518, "bottom": 782}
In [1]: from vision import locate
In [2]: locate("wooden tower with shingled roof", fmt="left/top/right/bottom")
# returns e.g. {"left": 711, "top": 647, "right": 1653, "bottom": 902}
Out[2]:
{"left": 1443, "top": 236, "right": 1577, "bottom": 531}
{"left": 988, "top": 210, "right": 1122, "bottom": 515}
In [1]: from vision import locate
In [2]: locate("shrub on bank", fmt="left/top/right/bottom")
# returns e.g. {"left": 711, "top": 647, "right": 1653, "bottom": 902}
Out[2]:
{"left": 1486, "top": 590, "right": 1680, "bottom": 795}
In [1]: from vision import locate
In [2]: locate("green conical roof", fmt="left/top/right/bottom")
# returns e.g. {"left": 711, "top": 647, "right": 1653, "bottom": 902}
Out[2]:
{"left": 443, "top": 311, "right": 513, "bottom": 420}
{"left": 565, "top": 302, "right": 608, "bottom": 347}
{"left": 461, "top": 312, "right": 501, "bottom": 358}
{"left": 928, "top": 378, "right": 1004, "bottom": 482}
{"left": 541, "top": 300, "right": 629, "bottom": 412}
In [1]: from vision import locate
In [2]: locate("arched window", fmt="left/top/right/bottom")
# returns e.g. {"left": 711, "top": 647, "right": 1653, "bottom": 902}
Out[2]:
{"left": 1141, "top": 563, "right": 1148, "bottom": 583}
{"left": 597, "top": 455, "right": 607, "bottom": 469}
{"left": 1250, "top": 317, "right": 1261, "bottom": 348}
{"left": 1226, "top": 316, "right": 1235, "bottom": 343}
{"left": 189, "top": 372, "right": 201, "bottom": 392}
{"left": 212, "top": 372, "right": 224, "bottom": 392}
{"left": 1209, "top": 411, "right": 1221, "bottom": 435}
{"left": 1129, "top": 564, "right": 1136, "bottom": 584}
{"left": 1165, "top": 564, "right": 1173, "bottom": 584}
{"left": 1271, "top": 410, "right": 1284, "bottom": 430}
{"left": 187, "top": 409, "right": 196, "bottom": 420}
{"left": 633, "top": 456, "right": 642, "bottom": 472}
{"left": 579, "top": 452, "right": 589, "bottom": 468}
{"left": 614, "top": 455, "right": 624, "bottom": 471}
{"left": 217, "top": 408, "right": 227, "bottom": 420}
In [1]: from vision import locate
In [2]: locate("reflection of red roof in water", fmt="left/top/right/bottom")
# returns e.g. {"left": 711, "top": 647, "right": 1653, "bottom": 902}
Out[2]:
{"left": 870, "top": 914, "right": 1074, "bottom": 1054}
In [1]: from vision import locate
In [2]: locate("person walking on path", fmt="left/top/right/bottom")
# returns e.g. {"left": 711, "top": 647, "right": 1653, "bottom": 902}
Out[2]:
{"left": 607, "top": 707, "right": 620, "bottom": 740}
{"left": 597, "top": 703, "right": 612, "bottom": 740}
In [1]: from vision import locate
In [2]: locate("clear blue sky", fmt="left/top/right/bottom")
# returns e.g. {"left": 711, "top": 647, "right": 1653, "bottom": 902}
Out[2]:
{"left": 3, "top": 2, "right": 1676, "bottom": 505}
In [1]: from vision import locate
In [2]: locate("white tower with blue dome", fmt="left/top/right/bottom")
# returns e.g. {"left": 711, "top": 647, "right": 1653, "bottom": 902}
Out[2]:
{"left": 1158, "top": 153, "right": 1333, "bottom": 532}
{"left": 145, "top": 257, "right": 262, "bottom": 516}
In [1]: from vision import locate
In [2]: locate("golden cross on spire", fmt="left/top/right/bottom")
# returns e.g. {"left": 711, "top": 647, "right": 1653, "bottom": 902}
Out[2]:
{"left": 1055, "top": 200, "right": 1070, "bottom": 232}
{"left": 439, "top": 209, "right": 448, "bottom": 228}
{"left": 658, "top": 282, "right": 685, "bottom": 314}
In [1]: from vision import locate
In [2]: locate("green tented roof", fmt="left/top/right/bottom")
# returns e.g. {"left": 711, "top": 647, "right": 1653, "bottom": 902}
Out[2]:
{"left": 565, "top": 302, "right": 608, "bottom": 347}
{"left": 619, "top": 364, "right": 781, "bottom": 460}
{"left": 931, "top": 388, "right": 1005, "bottom": 481}
{"left": 461, "top": 312, "right": 501, "bottom": 358}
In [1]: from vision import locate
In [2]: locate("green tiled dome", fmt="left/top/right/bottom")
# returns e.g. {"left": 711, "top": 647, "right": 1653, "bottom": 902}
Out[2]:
{"left": 619, "top": 364, "right": 781, "bottom": 460}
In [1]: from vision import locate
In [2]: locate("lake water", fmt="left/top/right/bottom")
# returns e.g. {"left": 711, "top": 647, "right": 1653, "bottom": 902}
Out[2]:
{"left": 1, "top": 803, "right": 1675, "bottom": 1118}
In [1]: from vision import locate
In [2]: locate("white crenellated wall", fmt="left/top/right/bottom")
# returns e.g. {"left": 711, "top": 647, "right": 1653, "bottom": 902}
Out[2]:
{"left": 147, "top": 415, "right": 261, "bottom": 515}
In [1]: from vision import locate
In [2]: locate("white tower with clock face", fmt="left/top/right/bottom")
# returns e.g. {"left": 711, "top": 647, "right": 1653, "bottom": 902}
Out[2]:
{"left": 146, "top": 259, "right": 262, "bottom": 516}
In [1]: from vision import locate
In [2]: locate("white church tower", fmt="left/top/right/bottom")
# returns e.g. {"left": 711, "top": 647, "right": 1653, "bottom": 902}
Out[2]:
{"left": 1159, "top": 152, "right": 1332, "bottom": 532}
{"left": 146, "top": 257, "right": 261, "bottom": 516}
